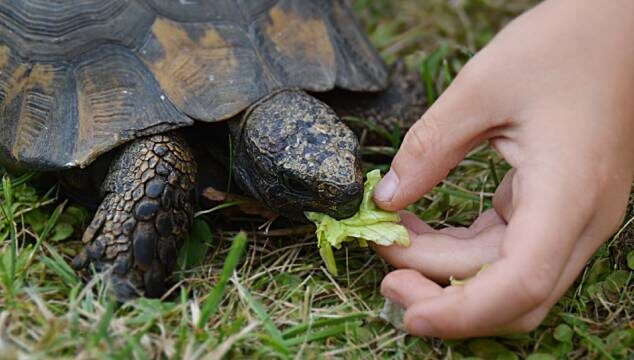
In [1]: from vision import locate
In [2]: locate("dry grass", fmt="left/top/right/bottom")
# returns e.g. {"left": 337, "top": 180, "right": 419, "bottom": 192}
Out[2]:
{"left": 1, "top": 1, "right": 633, "bottom": 359}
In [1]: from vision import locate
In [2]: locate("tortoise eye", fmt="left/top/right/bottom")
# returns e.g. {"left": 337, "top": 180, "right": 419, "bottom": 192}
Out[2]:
{"left": 284, "top": 175, "right": 311, "bottom": 195}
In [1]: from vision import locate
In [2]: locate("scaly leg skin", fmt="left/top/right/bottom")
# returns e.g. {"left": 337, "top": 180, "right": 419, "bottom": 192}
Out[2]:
{"left": 72, "top": 133, "right": 197, "bottom": 301}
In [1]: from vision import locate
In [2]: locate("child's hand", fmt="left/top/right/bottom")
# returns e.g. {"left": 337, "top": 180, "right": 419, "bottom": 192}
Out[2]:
{"left": 373, "top": 0, "right": 634, "bottom": 338}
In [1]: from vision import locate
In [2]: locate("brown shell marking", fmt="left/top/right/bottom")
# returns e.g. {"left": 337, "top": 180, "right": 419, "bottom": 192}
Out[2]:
{"left": 264, "top": 5, "right": 336, "bottom": 87}
{"left": 10, "top": 63, "right": 57, "bottom": 158}
{"left": 0, "top": 46, "right": 9, "bottom": 69}
{"left": 6, "top": 63, "right": 54, "bottom": 103}
{"left": 74, "top": 48, "right": 192, "bottom": 166}
{"left": 140, "top": 18, "right": 243, "bottom": 120}
{"left": 0, "top": 0, "right": 388, "bottom": 170}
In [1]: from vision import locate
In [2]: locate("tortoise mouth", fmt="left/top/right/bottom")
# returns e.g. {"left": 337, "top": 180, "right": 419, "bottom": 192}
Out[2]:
{"left": 247, "top": 178, "right": 363, "bottom": 221}
{"left": 325, "top": 194, "right": 363, "bottom": 220}
{"left": 320, "top": 181, "right": 363, "bottom": 219}
{"left": 291, "top": 181, "right": 364, "bottom": 220}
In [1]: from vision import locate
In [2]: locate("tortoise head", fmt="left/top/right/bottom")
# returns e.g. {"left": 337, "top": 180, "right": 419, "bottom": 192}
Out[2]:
{"left": 231, "top": 90, "right": 363, "bottom": 220}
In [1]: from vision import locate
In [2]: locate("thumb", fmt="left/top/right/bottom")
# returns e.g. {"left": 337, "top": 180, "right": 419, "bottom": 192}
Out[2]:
{"left": 374, "top": 64, "right": 508, "bottom": 210}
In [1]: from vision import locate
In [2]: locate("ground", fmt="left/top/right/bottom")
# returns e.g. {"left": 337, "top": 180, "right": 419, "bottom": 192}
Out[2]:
{"left": 1, "top": 1, "right": 633, "bottom": 359}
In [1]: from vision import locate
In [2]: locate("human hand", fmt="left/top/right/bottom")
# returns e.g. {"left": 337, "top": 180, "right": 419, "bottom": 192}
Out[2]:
{"left": 373, "top": 0, "right": 634, "bottom": 338}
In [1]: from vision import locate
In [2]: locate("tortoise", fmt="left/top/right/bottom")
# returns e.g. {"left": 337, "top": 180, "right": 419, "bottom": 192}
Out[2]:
{"left": 0, "top": 0, "right": 424, "bottom": 300}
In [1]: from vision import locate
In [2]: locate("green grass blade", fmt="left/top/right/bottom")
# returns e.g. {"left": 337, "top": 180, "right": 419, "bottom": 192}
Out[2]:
{"left": 573, "top": 327, "right": 615, "bottom": 360}
{"left": 40, "top": 243, "right": 80, "bottom": 287}
{"left": 435, "top": 186, "right": 492, "bottom": 206}
{"left": 1, "top": 176, "right": 17, "bottom": 280}
{"left": 285, "top": 323, "right": 361, "bottom": 347}
{"left": 8, "top": 171, "right": 35, "bottom": 187}
{"left": 282, "top": 312, "right": 368, "bottom": 338}
{"left": 194, "top": 200, "right": 246, "bottom": 218}
{"left": 420, "top": 43, "right": 449, "bottom": 104}
{"left": 178, "top": 218, "right": 213, "bottom": 271}
{"left": 197, "top": 231, "right": 247, "bottom": 328}
{"left": 488, "top": 157, "right": 500, "bottom": 187}
{"left": 92, "top": 299, "right": 116, "bottom": 348}
{"left": 25, "top": 202, "right": 66, "bottom": 270}
{"left": 234, "top": 280, "right": 290, "bottom": 356}
{"left": 226, "top": 134, "right": 233, "bottom": 193}
{"left": 442, "top": 58, "right": 454, "bottom": 86}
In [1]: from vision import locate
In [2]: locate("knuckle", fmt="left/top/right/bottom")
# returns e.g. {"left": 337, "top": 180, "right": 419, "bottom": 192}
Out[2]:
{"left": 515, "top": 267, "right": 553, "bottom": 308}
{"left": 456, "top": 57, "right": 492, "bottom": 85}
{"left": 451, "top": 61, "right": 489, "bottom": 102}
{"left": 401, "top": 111, "right": 442, "bottom": 161}
{"left": 513, "top": 310, "right": 548, "bottom": 333}
{"left": 449, "top": 60, "right": 508, "bottom": 130}
{"left": 401, "top": 127, "right": 427, "bottom": 160}
{"left": 453, "top": 61, "right": 482, "bottom": 89}
{"left": 454, "top": 50, "right": 499, "bottom": 94}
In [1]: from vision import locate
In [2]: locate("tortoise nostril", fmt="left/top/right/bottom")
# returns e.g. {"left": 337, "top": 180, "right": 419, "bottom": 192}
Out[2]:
{"left": 321, "top": 181, "right": 361, "bottom": 199}
{"left": 346, "top": 182, "right": 363, "bottom": 197}
{"left": 319, "top": 181, "right": 363, "bottom": 219}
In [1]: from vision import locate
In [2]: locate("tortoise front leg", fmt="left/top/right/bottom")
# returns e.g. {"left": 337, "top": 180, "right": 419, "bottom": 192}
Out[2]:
{"left": 72, "top": 133, "right": 197, "bottom": 300}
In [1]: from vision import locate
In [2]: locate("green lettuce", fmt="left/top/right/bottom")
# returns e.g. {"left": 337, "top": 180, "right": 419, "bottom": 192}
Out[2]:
{"left": 305, "top": 169, "right": 410, "bottom": 276}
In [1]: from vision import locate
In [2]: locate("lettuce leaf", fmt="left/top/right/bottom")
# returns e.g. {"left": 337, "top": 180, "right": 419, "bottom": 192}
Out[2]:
{"left": 305, "top": 169, "right": 410, "bottom": 275}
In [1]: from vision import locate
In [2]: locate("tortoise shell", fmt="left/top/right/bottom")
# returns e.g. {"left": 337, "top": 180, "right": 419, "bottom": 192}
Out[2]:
{"left": 0, "top": 0, "right": 388, "bottom": 170}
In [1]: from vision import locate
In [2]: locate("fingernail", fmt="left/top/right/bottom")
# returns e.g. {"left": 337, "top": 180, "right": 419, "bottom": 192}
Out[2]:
{"left": 381, "top": 286, "right": 403, "bottom": 306}
{"left": 374, "top": 170, "right": 399, "bottom": 203}
{"left": 380, "top": 277, "right": 404, "bottom": 306}
{"left": 408, "top": 318, "right": 434, "bottom": 336}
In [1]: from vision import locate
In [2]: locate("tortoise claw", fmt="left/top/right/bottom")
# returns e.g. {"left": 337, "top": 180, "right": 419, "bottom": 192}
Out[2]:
{"left": 71, "top": 248, "right": 90, "bottom": 270}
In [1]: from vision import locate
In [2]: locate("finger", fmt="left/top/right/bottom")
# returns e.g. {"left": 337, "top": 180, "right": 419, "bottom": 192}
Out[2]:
{"left": 403, "top": 223, "right": 610, "bottom": 338}
{"left": 375, "top": 220, "right": 503, "bottom": 282}
{"left": 397, "top": 210, "right": 481, "bottom": 238}
{"left": 506, "top": 233, "right": 602, "bottom": 333}
{"left": 437, "top": 227, "right": 473, "bottom": 238}
{"left": 469, "top": 209, "right": 506, "bottom": 233}
{"left": 506, "top": 176, "right": 631, "bottom": 332}
{"left": 381, "top": 269, "right": 443, "bottom": 308}
{"left": 492, "top": 168, "right": 516, "bottom": 223}
{"left": 400, "top": 167, "right": 595, "bottom": 338}
{"left": 374, "top": 63, "right": 510, "bottom": 211}
{"left": 400, "top": 209, "right": 503, "bottom": 239}
{"left": 398, "top": 210, "right": 434, "bottom": 234}
{"left": 438, "top": 210, "right": 504, "bottom": 238}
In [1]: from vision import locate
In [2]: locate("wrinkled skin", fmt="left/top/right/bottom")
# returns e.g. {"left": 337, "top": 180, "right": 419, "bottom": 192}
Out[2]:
{"left": 230, "top": 90, "right": 363, "bottom": 220}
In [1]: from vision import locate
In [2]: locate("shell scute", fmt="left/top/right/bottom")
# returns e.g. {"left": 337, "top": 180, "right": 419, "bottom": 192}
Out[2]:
{"left": 0, "top": 0, "right": 387, "bottom": 170}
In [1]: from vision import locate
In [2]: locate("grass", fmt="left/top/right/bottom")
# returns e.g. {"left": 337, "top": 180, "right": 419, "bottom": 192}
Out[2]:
{"left": 1, "top": 0, "right": 633, "bottom": 358}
